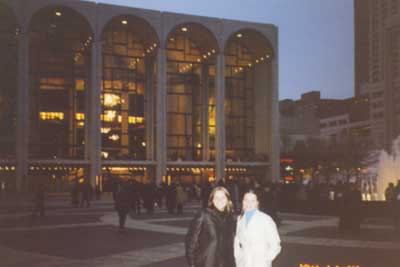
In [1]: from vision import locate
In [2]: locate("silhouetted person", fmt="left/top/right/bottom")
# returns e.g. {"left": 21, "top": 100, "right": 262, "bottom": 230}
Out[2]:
{"left": 176, "top": 182, "right": 185, "bottom": 215}
{"left": 394, "top": 180, "right": 400, "bottom": 232}
{"left": 339, "top": 183, "right": 362, "bottom": 234}
{"left": 80, "top": 181, "right": 93, "bottom": 208}
{"left": 201, "top": 181, "right": 212, "bottom": 208}
{"left": 226, "top": 178, "right": 239, "bottom": 210}
{"left": 142, "top": 182, "right": 156, "bottom": 214}
{"left": 130, "top": 180, "right": 142, "bottom": 214}
{"left": 115, "top": 186, "right": 132, "bottom": 232}
{"left": 95, "top": 185, "right": 101, "bottom": 200}
{"left": 260, "top": 182, "right": 281, "bottom": 227}
{"left": 166, "top": 182, "right": 177, "bottom": 214}
{"left": 70, "top": 180, "right": 79, "bottom": 207}
{"left": 32, "top": 184, "right": 46, "bottom": 218}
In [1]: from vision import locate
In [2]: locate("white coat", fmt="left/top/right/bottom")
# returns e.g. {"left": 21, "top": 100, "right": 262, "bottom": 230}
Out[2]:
{"left": 234, "top": 210, "right": 281, "bottom": 267}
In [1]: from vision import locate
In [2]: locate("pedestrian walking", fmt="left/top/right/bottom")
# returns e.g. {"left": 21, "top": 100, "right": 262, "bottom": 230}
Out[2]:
{"left": 114, "top": 185, "right": 132, "bottom": 232}
{"left": 32, "top": 183, "right": 46, "bottom": 218}
{"left": 80, "top": 181, "right": 93, "bottom": 208}
{"left": 176, "top": 181, "right": 186, "bottom": 215}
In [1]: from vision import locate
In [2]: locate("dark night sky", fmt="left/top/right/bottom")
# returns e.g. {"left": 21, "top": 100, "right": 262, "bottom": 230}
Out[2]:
{"left": 85, "top": 0, "right": 354, "bottom": 100}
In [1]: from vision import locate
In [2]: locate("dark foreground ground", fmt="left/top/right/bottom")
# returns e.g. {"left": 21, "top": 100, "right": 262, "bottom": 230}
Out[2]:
{"left": 0, "top": 195, "right": 398, "bottom": 267}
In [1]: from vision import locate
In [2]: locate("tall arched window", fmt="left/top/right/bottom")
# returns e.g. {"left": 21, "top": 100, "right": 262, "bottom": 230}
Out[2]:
{"left": 224, "top": 30, "right": 274, "bottom": 162}
{"left": 166, "top": 23, "right": 218, "bottom": 161}
{"left": 100, "top": 15, "right": 158, "bottom": 160}
{"left": 29, "top": 6, "right": 92, "bottom": 159}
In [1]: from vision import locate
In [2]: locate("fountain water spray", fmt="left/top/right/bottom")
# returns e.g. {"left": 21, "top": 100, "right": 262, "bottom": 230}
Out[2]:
{"left": 377, "top": 136, "right": 400, "bottom": 200}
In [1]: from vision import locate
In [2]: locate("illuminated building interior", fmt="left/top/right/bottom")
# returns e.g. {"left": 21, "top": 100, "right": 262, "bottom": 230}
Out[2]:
{"left": 166, "top": 23, "right": 217, "bottom": 162}
{"left": 28, "top": 7, "right": 92, "bottom": 159}
{"left": 0, "top": 1, "right": 278, "bottom": 191}
{"left": 0, "top": 4, "right": 18, "bottom": 159}
{"left": 225, "top": 30, "right": 273, "bottom": 163}
{"left": 101, "top": 15, "right": 158, "bottom": 160}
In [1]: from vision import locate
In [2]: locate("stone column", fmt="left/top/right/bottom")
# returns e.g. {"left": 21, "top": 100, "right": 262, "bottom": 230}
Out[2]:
{"left": 16, "top": 25, "right": 29, "bottom": 193}
{"left": 155, "top": 46, "right": 167, "bottom": 185}
{"left": 215, "top": 54, "right": 226, "bottom": 181}
{"left": 87, "top": 35, "right": 102, "bottom": 187}
{"left": 201, "top": 64, "right": 210, "bottom": 161}
{"left": 145, "top": 56, "right": 154, "bottom": 161}
{"left": 270, "top": 59, "right": 280, "bottom": 182}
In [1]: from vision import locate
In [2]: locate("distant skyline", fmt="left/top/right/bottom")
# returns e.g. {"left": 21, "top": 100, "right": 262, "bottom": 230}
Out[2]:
{"left": 84, "top": 0, "right": 354, "bottom": 100}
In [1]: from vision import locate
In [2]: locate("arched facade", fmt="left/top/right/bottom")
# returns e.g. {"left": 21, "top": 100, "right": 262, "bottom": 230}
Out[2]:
{"left": 28, "top": 6, "right": 93, "bottom": 160}
{"left": 0, "top": 0, "right": 279, "bottom": 192}
{"left": 223, "top": 28, "right": 277, "bottom": 182}
{"left": 164, "top": 22, "right": 219, "bottom": 184}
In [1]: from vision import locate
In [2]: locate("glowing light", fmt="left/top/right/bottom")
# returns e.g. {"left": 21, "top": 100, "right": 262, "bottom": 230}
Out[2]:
{"left": 285, "top": 165, "right": 293, "bottom": 171}
{"left": 101, "top": 128, "right": 111, "bottom": 134}
{"left": 103, "top": 93, "right": 121, "bottom": 107}
{"left": 55, "top": 11, "right": 62, "bottom": 17}
{"left": 181, "top": 27, "right": 188, "bottom": 32}
{"left": 109, "top": 134, "right": 120, "bottom": 141}
{"left": 40, "top": 112, "right": 64, "bottom": 121}
{"left": 142, "top": 142, "right": 146, "bottom": 147}
{"left": 128, "top": 116, "right": 144, "bottom": 124}
{"left": 75, "top": 113, "right": 85, "bottom": 121}
{"left": 121, "top": 20, "right": 128, "bottom": 25}
{"left": 236, "top": 33, "right": 242, "bottom": 38}
{"left": 103, "top": 110, "right": 116, "bottom": 122}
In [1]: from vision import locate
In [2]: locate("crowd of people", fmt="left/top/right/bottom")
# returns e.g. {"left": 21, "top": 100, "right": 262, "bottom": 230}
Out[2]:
{"left": 70, "top": 180, "right": 95, "bottom": 208}
{"left": 112, "top": 177, "right": 282, "bottom": 231}
{"left": 26, "top": 175, "right": 400, "bottom": 266}
{"left": 30, "top": 175, "right": 400, "bottom": 240}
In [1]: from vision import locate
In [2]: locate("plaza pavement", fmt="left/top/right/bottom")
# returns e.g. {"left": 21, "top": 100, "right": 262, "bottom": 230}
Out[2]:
{"left": 0, "top": 196, "right": 398, "bottom": 267}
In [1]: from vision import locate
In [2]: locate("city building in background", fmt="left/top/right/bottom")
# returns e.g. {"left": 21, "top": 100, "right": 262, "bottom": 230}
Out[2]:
{"left": 0, "top": 0, "right": 279, "bottom": 192}
{"left": 355, "top": 0, "right": 400, "bottom": 150}
{"left": 279, "top": 91, "right": 370, "bottom": 183}
{"left": 280, "top": 91, "right": 370, "bottom": 153}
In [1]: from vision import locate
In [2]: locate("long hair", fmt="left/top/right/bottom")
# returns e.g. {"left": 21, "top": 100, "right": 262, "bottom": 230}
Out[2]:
{"left": 208, "top": 186, "right": 234, "bottom": 214}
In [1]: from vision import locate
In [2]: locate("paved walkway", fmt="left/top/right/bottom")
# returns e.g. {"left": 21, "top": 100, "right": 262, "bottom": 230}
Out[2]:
{"left": 0, "top": 198, "right": 398, "bottom": 267}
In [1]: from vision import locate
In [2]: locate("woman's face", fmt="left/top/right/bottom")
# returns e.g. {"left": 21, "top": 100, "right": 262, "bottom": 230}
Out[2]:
{"left": 213, "top": 190, "right": 228, "bottom": 211}
{"left": 242, "top": 192, "right": 259, "bottom": 212}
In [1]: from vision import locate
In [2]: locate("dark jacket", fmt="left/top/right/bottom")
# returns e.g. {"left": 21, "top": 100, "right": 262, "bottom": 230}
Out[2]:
{"left": 115, "top": 189, "right": 132, "bottom": 212}
{"left": 185, "top": 208, "right": 235, "bottom": 267}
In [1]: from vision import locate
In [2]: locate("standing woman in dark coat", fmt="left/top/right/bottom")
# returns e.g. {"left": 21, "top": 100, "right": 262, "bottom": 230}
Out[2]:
{"left": 185, "top": 186, "right": 236, "bottom": 267}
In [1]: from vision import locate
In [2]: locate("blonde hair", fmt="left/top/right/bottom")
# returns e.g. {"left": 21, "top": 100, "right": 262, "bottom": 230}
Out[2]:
{"left": 208, "top": 186, "right": 234, "bottom": 214}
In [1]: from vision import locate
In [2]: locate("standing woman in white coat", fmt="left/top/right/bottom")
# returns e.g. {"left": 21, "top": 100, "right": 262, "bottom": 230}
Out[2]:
{"left": 234, "top": 188, "right": 281, "bottom": 267}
